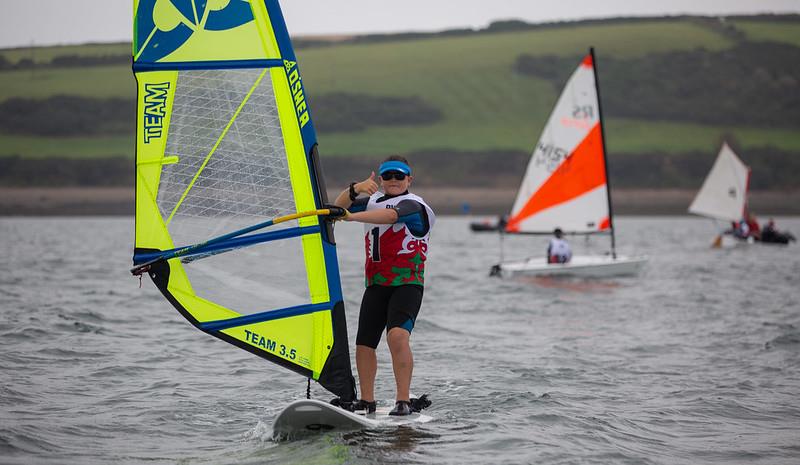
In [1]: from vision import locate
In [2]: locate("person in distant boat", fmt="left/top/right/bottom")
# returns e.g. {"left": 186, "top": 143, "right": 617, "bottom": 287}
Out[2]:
{"left": 547, "top": 228, "right": 572, "bottom": 264}
{"left": 745, "top": 213, "right": 761, "bottom": 240}
{"left": 498, "top": 214, "right": 509, "bottom": 231}
{"left": 733, "top": 219, "right": 750, "bottom": 239}
{"left": 762, "top": 219, "right": 778, "bottom": 241}
{"left": 762, "top": 218, "right": 797, "bottom": 244}
{"left": 332, "top": 155, "right": 435, "bottom": 416}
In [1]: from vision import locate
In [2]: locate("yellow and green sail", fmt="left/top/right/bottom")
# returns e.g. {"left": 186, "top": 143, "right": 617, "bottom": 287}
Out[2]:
{"left": 132, "top": 0, "right": 355, "bottom": 401}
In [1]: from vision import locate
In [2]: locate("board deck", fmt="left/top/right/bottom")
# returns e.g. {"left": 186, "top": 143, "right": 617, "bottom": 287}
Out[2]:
{"left": 273, "top": 399, "right": 432, "bottom": 437}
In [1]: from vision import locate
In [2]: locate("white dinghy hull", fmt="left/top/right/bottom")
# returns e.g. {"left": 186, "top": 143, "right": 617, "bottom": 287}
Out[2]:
{"left": 494, "top": 254, "right": 647, "bottom": 278}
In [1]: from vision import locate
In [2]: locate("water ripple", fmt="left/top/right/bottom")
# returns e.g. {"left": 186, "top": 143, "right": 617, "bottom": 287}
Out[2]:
{"left": 1, "top": 217, "right": 799, "bottom": 464}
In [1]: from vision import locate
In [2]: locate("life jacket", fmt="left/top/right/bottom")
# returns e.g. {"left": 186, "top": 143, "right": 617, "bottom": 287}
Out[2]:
{"left": 548, "top": 238, "right": 572, "bottom": 263}
{"left": 362, "top": 192, "right": 435, "bottom": 287}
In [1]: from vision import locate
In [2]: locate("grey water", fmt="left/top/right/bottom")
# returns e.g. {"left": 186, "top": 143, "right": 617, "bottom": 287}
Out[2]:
{"left": 1, "top": 216, "right": 799, "bottom": 465}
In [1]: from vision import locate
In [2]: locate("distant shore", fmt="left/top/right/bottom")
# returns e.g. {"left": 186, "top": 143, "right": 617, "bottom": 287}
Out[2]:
{"left": 2, "top": 187, "right": 798, "bottom": 216}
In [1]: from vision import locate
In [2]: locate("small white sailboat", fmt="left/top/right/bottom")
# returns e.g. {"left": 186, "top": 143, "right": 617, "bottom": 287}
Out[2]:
{"left": 688, "top": 143, "right": 752, "bottom": 248}
{"left": 491, "top": 49, "right": 646, "bottom": 278}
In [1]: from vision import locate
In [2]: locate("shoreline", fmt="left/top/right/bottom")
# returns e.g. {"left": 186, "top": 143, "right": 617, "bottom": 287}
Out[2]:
{"left": 1, "top": 187, "right": 799, "bottom": 216}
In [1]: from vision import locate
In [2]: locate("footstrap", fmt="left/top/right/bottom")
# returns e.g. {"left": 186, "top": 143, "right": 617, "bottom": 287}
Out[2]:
{"left": 410, "top": 394, "right": 431, "bottom": 412}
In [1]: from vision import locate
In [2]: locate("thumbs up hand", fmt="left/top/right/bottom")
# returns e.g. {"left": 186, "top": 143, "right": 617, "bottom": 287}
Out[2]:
{"left": 356, "top": 171, "right": 379, "bottom": 196}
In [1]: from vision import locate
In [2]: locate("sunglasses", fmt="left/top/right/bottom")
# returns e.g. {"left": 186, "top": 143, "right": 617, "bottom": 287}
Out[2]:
{"left": 380, "top": 172, "right": 407, "bottom": 181}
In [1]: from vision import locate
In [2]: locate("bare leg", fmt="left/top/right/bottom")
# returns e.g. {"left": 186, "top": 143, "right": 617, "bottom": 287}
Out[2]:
{"left": 355, "top": 344, "right": 377, "bottom": 402}
{"left": 387, "top": 327, "right": 413, "bottom": 401}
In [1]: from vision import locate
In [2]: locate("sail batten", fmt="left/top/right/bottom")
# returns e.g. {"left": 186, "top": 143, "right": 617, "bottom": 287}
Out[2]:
{"left": 133, "top": 0, "right": 355, "bottom": 401}
{"left": 199, "top": 302, "right": 334, "bottom": 331}
{"left": 134, "top": 59, "right": 287, "bottom": 72}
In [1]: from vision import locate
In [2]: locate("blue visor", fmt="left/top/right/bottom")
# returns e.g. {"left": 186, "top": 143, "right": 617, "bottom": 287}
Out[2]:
{"left": 378, "top": 161, "right": 411, "bottom": 176}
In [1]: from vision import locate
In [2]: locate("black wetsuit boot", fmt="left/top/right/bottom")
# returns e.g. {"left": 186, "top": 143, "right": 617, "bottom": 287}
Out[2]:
{"left": 353, "top": 399, "right": 377, "bottom": 414}
{"left": 389, "top": 400, "right": 412, "bottom": 416}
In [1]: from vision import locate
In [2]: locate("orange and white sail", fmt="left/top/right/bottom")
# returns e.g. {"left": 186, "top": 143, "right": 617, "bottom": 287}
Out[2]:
{"left": 506, "top": 54, "right": 610, "bottom": 234}
{"left": 688, "top": 142, "right": 751, "bottom": 222}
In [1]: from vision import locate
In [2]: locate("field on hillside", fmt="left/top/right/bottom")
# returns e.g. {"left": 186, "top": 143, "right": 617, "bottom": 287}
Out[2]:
{"left": 731, "top": 20, "right": 800, "bottom": 47}
{"left": 0, "top": 134, "right": 131, "bottom": 158}
{"left": 0, "top": 17, "right": 798, "bottom": 161}
{"left": 0, "top": 43, "right": 129, "bottom": 64}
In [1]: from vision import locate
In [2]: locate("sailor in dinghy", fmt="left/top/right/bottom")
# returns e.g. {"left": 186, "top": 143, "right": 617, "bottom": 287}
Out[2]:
{"left": 547, "top": 228, "right": 572, "bottom": 264}
{"left": 761, "top": 218, "right": 796, "bottom": 245}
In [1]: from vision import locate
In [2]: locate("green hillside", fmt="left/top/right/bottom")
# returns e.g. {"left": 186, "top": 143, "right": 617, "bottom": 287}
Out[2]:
{"left": 0, "top": 43, "right": 129, "bottom": 65}
{"left": 1, "top": 15, "right": 799, "bottom": 188}
{"left": 732, "top": 19, "right": 800, "bottom": 47}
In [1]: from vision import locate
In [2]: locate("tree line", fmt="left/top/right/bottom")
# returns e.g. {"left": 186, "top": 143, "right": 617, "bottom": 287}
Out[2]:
{"left": 0, "top": 93, "right": 440, "bottom": 137}
{"left": 3, "top": 146, "right": 797, "bottom": 190}
{"left": 515, "top": 42, "right": 800, "bottom": 128}
{"left": 0, "top": 96, "right": 133, "bottom": 136}
{"left": 296, "top": 15, "right": 798, "bottom": 49}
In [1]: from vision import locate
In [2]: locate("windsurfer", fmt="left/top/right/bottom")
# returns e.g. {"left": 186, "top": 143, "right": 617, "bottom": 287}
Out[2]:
{"left": 547, "top": 228, "right": 572, "bottom": 263}
{"left": 332, "top": 155, "right": 435, "bottom": 416}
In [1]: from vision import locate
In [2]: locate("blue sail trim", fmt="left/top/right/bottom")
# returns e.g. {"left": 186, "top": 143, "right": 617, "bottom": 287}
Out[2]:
{"left": 200, "top": 302, "right": 332, "bottom": 331}
{"left": 133, "top": 225, "right": 321, "bottom": 264}
{"left": 134, "top": 59, "right": 285, "bottom": 72}
{"left": 263, "top": 0, "right": 319, "bottom": 145}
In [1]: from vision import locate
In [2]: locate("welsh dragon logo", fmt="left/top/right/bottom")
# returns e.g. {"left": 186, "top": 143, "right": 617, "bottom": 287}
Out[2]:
{"left": 135, "top": 0, "right": 255, "bottom": 62}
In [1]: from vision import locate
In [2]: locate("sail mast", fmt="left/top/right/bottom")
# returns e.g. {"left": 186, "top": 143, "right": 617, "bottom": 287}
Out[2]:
{"left": 590, "top": 47, "right": 616, "bottom": 259}
{"left": 743, "top": 164, "right": 752, "bottom": 219}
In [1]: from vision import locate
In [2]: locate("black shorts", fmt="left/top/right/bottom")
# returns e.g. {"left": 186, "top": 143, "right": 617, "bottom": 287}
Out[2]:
{"left": 355, "top": 284, "right": 424, "bottom": 349}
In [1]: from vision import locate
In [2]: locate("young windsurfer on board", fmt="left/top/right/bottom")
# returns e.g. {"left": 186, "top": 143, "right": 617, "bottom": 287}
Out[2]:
{"left": 547, "top": 228, "right": 572, "bottom": 263}
{"left": 332, "top": 155, "right": 435, "bottom": 416}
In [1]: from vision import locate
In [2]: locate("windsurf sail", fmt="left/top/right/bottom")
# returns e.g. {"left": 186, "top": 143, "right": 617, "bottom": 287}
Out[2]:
{"left": 688, "top": 142, "right": 751, "bottom": 222}
{"left": 132, "top": 0, "right": 356, "bottom": 401}
{"left": 505, "top": 49, "right": 614, "bottom": 246}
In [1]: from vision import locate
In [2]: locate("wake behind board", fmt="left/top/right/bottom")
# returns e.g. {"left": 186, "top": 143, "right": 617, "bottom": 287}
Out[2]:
{"left": 273, "top": 399, "right": 432, "bottom": 437}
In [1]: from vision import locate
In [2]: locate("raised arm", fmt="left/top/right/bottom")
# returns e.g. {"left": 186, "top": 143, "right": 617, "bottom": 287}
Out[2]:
{"left": 333, "top": 172, "right": 379, "bottom": 208}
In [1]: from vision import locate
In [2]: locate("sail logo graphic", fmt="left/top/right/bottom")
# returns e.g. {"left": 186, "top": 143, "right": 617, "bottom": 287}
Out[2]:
{"left": 572, "top": 104, "right": 595, "bottom": 119}
{"left": 534, "top": 142, "right": 569, "bottom": 173}
{"left": 284, "top": 60, "right": 310, "bottom": 128}
{"left": 143, "top": 82, "right": 170, "bottom": 143}
{"left": 560, "top": 105, "right": 596, "bottom": 130}
{"left": 136, "top": 0, "right": 255, "bottom": 63}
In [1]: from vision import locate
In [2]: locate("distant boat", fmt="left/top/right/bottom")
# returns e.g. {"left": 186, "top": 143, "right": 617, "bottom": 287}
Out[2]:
{"left": 490, "top": 48, "right": 646, "bottom": 278}
{"left": 688, "top": 143, "right": 753, "bottom": 248}
{"left": 469, "top": 216, "right": 505, "bottom": 232}
{"left": 470, "top": 221, "right": 499, "bottom": 232}
{"left": 761, "top": 222, "right": 796, "bottom": 245}
{"left": 689, "top": 143, "right": 796, "bottom": 247}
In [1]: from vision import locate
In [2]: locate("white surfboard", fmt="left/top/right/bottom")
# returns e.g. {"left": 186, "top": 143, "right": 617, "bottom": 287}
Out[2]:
{"left": 272, "top": 399, "right": 432, "bottom": 438}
